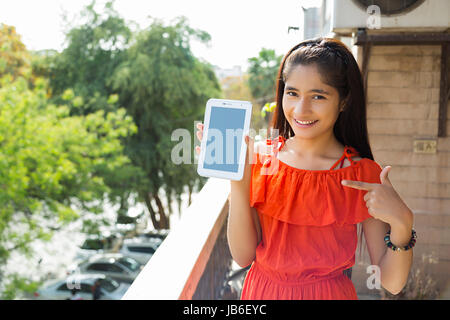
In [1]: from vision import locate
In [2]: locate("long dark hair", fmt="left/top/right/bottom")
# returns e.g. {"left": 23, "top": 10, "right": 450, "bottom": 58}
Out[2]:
{"left": 270, "top": 37, "right": 373, "bottom": 258}
{"left": 270, "top": 37, "right": 374, "bottom": 161}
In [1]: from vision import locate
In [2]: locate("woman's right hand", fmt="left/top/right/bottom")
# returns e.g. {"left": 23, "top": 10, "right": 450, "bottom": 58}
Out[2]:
{"left": 194, "top": 122, "right": 204, "bottom": 156}
{"left": 195, "top": 122, "right": 254, "bottom": 165}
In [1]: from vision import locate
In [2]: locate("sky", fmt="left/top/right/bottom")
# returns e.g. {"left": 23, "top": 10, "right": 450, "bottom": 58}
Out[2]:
{"left": 0, "top": 0, "right": 321, "bottom": 71}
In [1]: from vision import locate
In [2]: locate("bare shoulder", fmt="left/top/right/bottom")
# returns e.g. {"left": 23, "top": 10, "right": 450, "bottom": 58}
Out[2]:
{"left": 340, "top": 155, "right": 363, "bottom": 169}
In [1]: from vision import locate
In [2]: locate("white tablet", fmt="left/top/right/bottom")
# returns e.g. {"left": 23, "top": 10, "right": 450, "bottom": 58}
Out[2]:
{"left": 197, "top": 99, "right": 252, "bottom": 181}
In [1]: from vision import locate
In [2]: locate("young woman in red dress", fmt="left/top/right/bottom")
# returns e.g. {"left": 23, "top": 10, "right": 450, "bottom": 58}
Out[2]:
{"left": 196, "top": 38, "right": 415, "bottom": 300}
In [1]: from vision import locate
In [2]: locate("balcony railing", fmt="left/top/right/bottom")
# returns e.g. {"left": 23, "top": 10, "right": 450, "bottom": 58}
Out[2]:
{"left": 122, "top": 178, "right": 235, "bottom": 300}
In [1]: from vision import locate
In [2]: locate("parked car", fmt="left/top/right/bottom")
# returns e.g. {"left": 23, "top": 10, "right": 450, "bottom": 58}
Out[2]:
{"left": 114, "top": 212, "right": 147, "bottom": 236}
{"left": 75, "top": 233, "right": 122, "bottom": 262}
{"left": 67, "top": 253, "right": 143, "bottom": 284}
{"left": 34, "top": 274, "right": 129, "bottom": 300}
{"left": 137, "top": 229, "right": 169, "bottom": 242}
{"left": 119, "top": 237, "right": 162, "bottom": 265}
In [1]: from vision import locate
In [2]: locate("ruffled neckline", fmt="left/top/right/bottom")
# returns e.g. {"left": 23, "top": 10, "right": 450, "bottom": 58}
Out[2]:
{"left": 256, "top": 135, "right": 362, "bottom": 174}
{"left": 274, "top": 152, "right": 366, "bottom": 174}
{"left": 250, "top": 151, "right": 382, "bottom": 226}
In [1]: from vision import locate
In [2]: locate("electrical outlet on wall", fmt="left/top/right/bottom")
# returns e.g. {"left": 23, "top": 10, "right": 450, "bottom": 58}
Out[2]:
{"left": 413, "top": 139, "right": 437, "bottom": 154}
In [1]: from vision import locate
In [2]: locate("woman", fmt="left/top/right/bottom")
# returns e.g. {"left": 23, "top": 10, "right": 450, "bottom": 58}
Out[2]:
{"left": 196, "top": 38, "right": 415, "bottom": 300}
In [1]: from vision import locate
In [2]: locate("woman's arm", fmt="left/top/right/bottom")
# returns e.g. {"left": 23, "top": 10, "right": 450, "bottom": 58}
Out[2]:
{"left": 227, "top": 138, "right": 263, "bottom": 267}
{"left": 362, "top": 211, "right": 414, "bottom": 295}
{"left": 196, "top": 124, "right": 261, "bottom": 267}
{"left": 342, "top": 165, "right": 414, "bottom": 295}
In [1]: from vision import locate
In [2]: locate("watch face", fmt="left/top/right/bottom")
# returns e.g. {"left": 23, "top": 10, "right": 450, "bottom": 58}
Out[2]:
{"left": 352, "top": 0, "right": 426, "bottom": 16}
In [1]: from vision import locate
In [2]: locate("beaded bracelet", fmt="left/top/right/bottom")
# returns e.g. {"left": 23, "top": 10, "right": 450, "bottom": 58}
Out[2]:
{"left": 384, "top": 228, "right": 417, "bottom": 252}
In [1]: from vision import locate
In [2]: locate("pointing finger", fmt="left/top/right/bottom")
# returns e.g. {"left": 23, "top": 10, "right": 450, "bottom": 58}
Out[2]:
{"left": 341, "top": 180, "right": 377, "bottom": 191}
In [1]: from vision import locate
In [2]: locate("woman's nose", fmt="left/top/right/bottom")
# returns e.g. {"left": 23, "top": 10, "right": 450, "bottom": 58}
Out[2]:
{"left": 293, "top": 98, "right": 311, "bottom": 115}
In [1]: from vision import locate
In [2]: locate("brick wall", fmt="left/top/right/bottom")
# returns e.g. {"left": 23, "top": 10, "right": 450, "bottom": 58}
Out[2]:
{"left": 352, "top": 44, "right": 450, "bottom": 299}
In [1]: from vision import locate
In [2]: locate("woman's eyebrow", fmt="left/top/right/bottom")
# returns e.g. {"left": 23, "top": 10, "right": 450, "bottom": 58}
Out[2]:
{"left": 285, "top": 86, "right": 331, "bottom": 95}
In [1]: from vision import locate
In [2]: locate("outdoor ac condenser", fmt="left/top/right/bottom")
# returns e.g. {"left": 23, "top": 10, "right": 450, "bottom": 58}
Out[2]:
{"left": 330, "top": 0, "right": 449, "bottom": 34}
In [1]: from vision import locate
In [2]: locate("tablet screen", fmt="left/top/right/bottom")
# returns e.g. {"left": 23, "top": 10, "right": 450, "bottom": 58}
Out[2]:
{"left": 203, "top": 106, "right": 246, "bottom": 173}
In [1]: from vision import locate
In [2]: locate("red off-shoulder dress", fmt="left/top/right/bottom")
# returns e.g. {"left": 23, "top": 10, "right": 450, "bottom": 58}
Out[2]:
{"left": 240, "top": 135, "right": 382, "bottom": 300}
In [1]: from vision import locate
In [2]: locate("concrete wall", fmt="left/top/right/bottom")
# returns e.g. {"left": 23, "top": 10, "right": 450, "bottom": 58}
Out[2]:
{"left": 352, "top": 44, "right": 450, "bottom": 299}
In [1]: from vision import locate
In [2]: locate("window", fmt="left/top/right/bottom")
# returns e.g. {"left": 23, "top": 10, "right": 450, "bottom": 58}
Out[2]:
{"left": 81, "top": 239, "right": 104, "bottom": 250}
{"left": 98, "top": 278, "right": 119, "bottom": 293}
{"left": 118, "top": 257, "right": 141, "bottom": 272}
{"left": 87, "top": 263, "right": 109, "bottom": 272}
{"left": 80, "top": 283, "right": 93, "bottom": 294}
{"left": 57, "top": 283, "right": 70, "bottom": 291}
{"left": 105, "top": 264, "right": 123, "bottom": 273}
{"left": 127, "top": 246, "right": 155, "bottom": 254}
{"left": 87, "top": 262, "right": 123, "bottom": 273}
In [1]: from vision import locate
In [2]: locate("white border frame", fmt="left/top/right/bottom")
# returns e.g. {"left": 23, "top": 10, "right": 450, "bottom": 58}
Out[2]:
{"left": 197, "top": 98, "right": 252, "bottom": 181}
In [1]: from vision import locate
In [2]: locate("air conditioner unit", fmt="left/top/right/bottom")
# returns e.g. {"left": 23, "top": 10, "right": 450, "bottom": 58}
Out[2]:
{"left": 330, "top": 0, "right": 449, "bottom": 35}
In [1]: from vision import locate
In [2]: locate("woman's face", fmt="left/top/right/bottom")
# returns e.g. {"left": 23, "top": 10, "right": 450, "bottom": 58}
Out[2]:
{"left": 282, "top": 63, "right": 342, "bottom": 140}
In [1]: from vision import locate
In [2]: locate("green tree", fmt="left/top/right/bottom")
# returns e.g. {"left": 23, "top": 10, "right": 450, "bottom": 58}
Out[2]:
{"left": 221, "top": 74, "right": 253, "bottom": 102}
{"left": 247, "top": 48, "right": 282, "bottom": 122}
{"left": 221, "top": 74, "right": 266, "bottom": 134}
{"left": 0, "top": 75, "right": 137, "bottom": 298}
{"left": 46, "top": 0, "right": 132, "bottom": 115}
{"left": 0, "top": 24, "right": 32, "bottom": 81}
{"left": 111, "top": 16, "right": 221, "bottom": 229}
{"left": 39, "top": 1, "right": 149, "bottom": 227}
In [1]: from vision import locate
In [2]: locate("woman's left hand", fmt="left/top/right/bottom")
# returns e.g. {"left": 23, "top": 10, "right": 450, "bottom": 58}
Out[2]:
{"left": 341, "top": 166, "right": 413, "bottom": 228}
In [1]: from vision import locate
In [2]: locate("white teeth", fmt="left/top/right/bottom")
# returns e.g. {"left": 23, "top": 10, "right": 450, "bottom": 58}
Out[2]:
{"left": 295, "top": 119, "right": 316, "bottom": 125}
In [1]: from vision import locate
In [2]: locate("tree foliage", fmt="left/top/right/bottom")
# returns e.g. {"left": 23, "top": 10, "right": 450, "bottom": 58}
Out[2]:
{"left": 38, "top": 1, "right": 150, "bottom": 227}
{"left": 0, "top": 75, "right": 137, "bottom": 298}
{"left": 0, "top": 0, "right": 223, "bottom": 298}
{"left": 0, "top": 24, "right": 32, "bottom": 81}
{"left": 221, "top": 74, "right": 266, "bottom": 134}
{"left": 43, "top": 2, "right": 221, "bottom": 230}
{"left": 111, "top": 16, "right": 221, "bottom": 229}
{"left": 247, "top": 48, "right": 282, "bottom": 107}
{"left": 46, "top": 0, "right": 132, "bottom": 115}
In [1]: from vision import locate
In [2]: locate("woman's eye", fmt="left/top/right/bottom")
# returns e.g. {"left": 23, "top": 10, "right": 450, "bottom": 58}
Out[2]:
{"left": 286, "top": 91, "right": 297, "bottom": 96}
{"left": 313, "top": 95, "right": 325, "bottom": 100}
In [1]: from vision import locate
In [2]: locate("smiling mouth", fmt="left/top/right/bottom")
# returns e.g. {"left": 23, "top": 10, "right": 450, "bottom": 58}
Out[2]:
{"left": 294, "top": 119, "right": 319, "bottom": 127}
{"left": 295, "top": 119, "right": 317, "bottom": 125}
